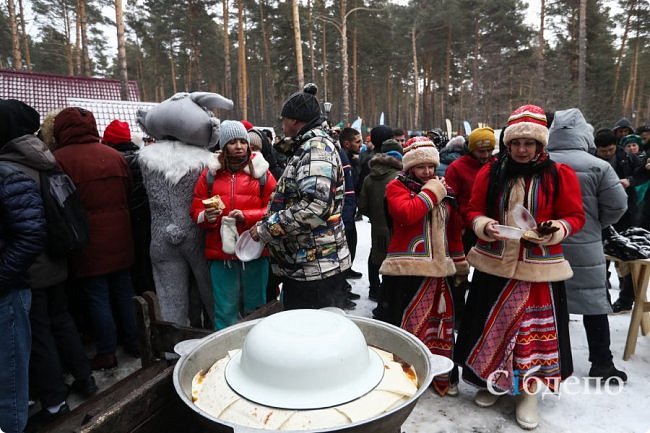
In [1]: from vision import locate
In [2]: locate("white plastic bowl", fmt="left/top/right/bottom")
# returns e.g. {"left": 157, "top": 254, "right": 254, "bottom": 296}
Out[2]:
{"left": 224, "top": 309, "right": 385, "bottom": 410}
{"left": 235, "top": 230, "right": 264, "bottom": 262}
{"left": 494, "top": 224, "right": 525, "bottom": 240}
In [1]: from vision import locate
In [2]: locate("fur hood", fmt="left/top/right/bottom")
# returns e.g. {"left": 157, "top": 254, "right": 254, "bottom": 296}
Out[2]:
{"left": 369, "top": 153, "right": 403, "bottom": 171}
{"left": 138, "top": 140, "right": 212, "bottom": 185}
{"left": 39, "top": 108, "right": 65, "bottom": 150}
{"left": 206, "top": 151, "right": 269, "bottom": 179}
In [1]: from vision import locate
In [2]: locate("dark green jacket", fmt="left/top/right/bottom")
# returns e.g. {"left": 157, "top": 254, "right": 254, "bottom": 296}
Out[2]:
{"left": 358, "top": 154, "right": 402, "bottom": 264}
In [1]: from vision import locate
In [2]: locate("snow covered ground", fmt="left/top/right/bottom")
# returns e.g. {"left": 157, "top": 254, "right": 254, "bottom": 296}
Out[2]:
{"left": 347, "top": 218, "right": 650, "bottom": 433}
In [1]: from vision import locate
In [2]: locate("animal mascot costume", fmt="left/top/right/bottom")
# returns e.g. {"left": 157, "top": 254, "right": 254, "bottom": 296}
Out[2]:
{"left": 137, "top": 92, "right": 233, "bottom": 327}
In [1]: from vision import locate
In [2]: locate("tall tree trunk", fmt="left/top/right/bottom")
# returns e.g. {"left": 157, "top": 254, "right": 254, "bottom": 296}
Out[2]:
{"left": 411, "top": 26, "right": 419, "bottom": 129}
{"left": 136, "top": 39, "right": 147, "bottom": 100}
{"left": 471, "top": 18, "right": 480, "bottom": 120}
{"left": 623, "top": 38, "right": 640, "bottom": 117}
{"left": 307, "top": 0, "right": 316, "bottom": 83}
{"left": 17, "top": 0, "right": 30, "bottom": 70}
{"left": 7, "top": 0, "right": 22, "bottom": 69}
{"left": 188, "top": 1, "right": 203, "bottom": 90}
{"left": 170, "top": 47, "right": 177, "bottom": 94}
{"left": 613, "top": 0, "right": 635, "bottom": 104}
{"left": 322, "top": 2, "right": 328, "bottom": 102}
{"left": 75, "top": 15, "right": 81, "bottom": 75}
{"left": 223, "top": 0, "right": 233, "bottom": 99}
{"left": 237, "top": 0, "right": 248, "bottom": 119}
{"left": 537, "top": 0, "right": 545, "bottom": 105}
{"left": 61, "top": 0, "right": 74, "bottom": 75}
{"left": 443, "top": 23, "right": 452, "bottom": 123}
{"left": 78, "top": 0, "right": 91, "bottom": 75}
{"left": 577, "top": 0, "right": 587, "bottom": 107}
{"left": 340, "top": 0, "right": 350, "bottom": 124}
{"left": 259, "top": 1, "right": 275, "bottom": 122}
{"left": 351, "top": 26, "right": 358, "bottom": 117}
{"left": 115, "top": 0, "right": 129, "bottom": 100}
{"left": 291, "top": 0, "right": 304, "bottom": 88}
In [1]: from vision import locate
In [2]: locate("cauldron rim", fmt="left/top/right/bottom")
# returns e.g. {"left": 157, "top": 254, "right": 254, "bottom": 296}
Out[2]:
{"left": 173, "top": 314, "right": 451, "bottom": 433}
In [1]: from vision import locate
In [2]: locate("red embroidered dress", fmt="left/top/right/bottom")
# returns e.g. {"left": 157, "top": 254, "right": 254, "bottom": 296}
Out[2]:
{"left": 380, "top": 175, "right": 468, "bottom": 395}
{"left": 462, "top": 163, "right": 584, "bottom": 394}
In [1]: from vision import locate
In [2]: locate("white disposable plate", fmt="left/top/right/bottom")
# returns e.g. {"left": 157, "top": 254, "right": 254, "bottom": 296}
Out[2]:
{"left": 494, "top": 224, "right": 525, "bottom": 240}
{"left": 235, "top": 230, "right": 264, "bottom": 262}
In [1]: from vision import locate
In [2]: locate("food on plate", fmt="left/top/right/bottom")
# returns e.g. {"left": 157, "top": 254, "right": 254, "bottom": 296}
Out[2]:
{"left": 191, "top": 346, "right": 418, "bottom": 430}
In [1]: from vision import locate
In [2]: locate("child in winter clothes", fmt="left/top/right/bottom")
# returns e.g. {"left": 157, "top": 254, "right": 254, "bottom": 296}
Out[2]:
{"left": 378, "top": 136, "right": 469, "bottom": 397}
{"left": 191, "top": 121, "right": 276, "bottom": 330}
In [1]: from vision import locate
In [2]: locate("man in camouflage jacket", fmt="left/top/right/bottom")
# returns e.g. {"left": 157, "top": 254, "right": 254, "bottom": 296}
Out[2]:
{"left": 251, "top": 84, "right": 351, "bottom": 309}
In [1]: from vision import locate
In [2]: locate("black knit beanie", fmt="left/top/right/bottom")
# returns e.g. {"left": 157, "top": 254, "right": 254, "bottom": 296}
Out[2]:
{"left": 370, "top": 125, "right": 394, "bottom": 148}
{"left": 0, "top": 99, "right": 40, "bottom": 148}
{"left": 280, "top": 83, "right": 321, "bottom": 122}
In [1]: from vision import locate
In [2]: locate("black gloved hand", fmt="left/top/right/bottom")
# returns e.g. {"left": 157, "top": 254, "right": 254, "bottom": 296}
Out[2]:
{"left": 537, "top": 221, "right": 560, "bottom": 236}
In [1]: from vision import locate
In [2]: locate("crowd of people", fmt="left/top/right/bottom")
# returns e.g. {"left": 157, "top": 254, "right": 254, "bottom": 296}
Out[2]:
{"left": 2, "top": 85, "right": 650, "bottom": 432}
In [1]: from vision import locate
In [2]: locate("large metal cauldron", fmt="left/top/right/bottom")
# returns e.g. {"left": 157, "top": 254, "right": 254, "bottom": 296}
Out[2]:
{"left": 173, "top": 314, "right": 449, "bottom": 433}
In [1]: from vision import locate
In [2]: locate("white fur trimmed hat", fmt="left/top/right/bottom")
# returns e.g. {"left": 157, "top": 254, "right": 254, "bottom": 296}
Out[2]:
{"left": 503, "top": 104, "right": 548, "bottom": 147}
{"left": 402, "top": 136, "right": 440, "bottom": 171}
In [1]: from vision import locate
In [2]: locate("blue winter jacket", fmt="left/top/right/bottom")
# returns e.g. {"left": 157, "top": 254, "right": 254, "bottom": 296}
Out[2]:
{"left": 337, "top": 147, "right": 358, "bottom": 227}
{"left": 0, "top": 162, "right": 46, "bottom": 291}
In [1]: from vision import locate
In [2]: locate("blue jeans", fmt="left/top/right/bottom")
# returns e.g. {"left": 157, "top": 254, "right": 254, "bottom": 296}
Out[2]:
{"left": 82, "top": 270, "right": 137, "bottom": 355}
{"left": 0, "top": 288, "right": 31, "bottom": 433}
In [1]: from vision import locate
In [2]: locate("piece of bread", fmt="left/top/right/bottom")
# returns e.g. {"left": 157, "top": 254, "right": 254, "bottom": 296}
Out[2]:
{"left": 202, "top": 195, "right": 225, "bottom": 211}
{"left": 522, "top": 230, "right": 545, "bottom": 242}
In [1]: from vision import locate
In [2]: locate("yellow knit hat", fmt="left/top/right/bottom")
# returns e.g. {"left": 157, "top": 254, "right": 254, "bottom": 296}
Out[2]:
{"left": 468, "top": 127, "right": 496, "bottom": 152}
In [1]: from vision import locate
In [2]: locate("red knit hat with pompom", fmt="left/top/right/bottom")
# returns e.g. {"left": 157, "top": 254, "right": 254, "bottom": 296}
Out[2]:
{"left": 402, "top": 136, "right": 440, "bottom": 171}
{"left": 503, "top": 104, "right": 548, "bottom": 146}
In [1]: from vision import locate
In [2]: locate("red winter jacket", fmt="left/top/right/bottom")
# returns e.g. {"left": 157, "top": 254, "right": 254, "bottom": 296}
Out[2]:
{"left": 445, "top": 154, "right": 496, "bottom": 226}
{"left": 52, "top": 108, "right": 134, "bottom": 278}
{"left": 379, "top": 177, "right": 468, "bottom": 278}
{"left": 190, "top": 152, "right": 276, "bottom": 260}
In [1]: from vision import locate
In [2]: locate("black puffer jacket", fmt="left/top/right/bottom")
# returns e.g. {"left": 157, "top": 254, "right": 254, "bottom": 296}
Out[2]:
{"left": 0, "top": 162, "right": 47, "bottom": 291}
{"left": 110, "top": 141, "right": 150, "bottom": 224}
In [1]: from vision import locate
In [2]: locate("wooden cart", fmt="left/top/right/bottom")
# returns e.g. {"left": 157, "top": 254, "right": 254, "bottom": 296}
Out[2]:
{"left": 44, "top": 292, "right": 281, "bottom": 433}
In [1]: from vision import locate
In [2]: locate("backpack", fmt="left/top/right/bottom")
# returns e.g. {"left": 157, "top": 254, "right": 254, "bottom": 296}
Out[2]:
{"left": 39, "top": 168, "right": 89, "bottom": 257}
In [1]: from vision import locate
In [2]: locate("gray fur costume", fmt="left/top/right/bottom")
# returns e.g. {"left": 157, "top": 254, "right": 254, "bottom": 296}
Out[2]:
{"left": 137, "top": 92, "right": 233, "bottom": 326}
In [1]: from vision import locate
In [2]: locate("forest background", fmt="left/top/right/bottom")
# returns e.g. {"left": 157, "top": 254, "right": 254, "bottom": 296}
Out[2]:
{"left": 2, "top": 0, "right": 649, "bottom": 133}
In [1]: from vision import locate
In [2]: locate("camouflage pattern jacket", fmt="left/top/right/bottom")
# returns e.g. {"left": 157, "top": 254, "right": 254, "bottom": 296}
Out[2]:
{"left": 257, "top": 127, "right": 351, "bottom": 281}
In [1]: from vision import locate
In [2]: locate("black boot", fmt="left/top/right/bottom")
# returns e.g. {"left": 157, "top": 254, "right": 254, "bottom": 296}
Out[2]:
{"left": 25, "top": 402, "right": 70, "bottom": 433}
{"left": 588, "top": 364, "right": 628, "bottom": 382}
{"left": 611, "top": 297, "right": 633, "bottom": 314}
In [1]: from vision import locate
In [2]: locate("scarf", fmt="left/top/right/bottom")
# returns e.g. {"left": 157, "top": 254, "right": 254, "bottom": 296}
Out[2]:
{"left": 486, "top": 150, "right": 557, "bottom": 218}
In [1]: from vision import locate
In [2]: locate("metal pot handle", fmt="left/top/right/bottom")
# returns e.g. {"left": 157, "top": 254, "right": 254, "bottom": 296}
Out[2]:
{"left": 429, "top": 353, "right": 455, "bottom": 377}
{"left": 173, "top": 338, "right": 203, "bottom": 357}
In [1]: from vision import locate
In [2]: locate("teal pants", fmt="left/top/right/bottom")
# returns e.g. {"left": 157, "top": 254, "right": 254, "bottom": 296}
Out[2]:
{"left": 209, "top": 258, "right": 269, "bottom": 330}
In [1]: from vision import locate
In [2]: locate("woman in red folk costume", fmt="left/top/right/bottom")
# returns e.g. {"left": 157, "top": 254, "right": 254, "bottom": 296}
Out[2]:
{"left": 455, "top": 105, "right": 585, "bottom": 430}
{"left": 378, "top": 136, "right": 469, "bottom": 397}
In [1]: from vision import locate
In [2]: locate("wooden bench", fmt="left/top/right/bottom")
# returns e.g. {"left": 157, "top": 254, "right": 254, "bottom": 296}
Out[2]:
{"left": 621, "top": 258, "right": 650, "bottom": 360}
{"left": 607, "top": 256, "right": 650, "bottom": 360}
